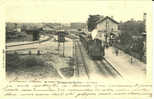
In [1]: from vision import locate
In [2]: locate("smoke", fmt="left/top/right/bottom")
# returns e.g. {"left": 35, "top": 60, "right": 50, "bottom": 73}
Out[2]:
{"left": 91, "top": 29, "right": 98, "bottom": 40}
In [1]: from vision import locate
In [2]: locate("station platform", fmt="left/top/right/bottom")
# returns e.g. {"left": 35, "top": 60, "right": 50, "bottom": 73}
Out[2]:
{"left": 104, "top": 47, "right": 146, "bottom": 82}
{"left": 6, "top": 36, "right": 49, "bottom": 47}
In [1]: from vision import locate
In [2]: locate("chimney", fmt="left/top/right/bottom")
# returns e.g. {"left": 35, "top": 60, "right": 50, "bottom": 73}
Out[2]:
{"left": 143, "top": 13, "right": 147, "bottom": 22}
{"left": 143, "top": 13, "right": 147, "bottom": 32}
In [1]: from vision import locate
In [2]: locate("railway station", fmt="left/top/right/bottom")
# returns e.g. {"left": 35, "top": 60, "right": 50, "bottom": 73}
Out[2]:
{"left": 6, "top": 14, "right": 146, "bottom": 82}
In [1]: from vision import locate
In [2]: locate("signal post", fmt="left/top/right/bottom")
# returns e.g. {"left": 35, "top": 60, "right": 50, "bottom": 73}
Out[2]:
{"left": 57, "top": 31, "right": 65, "bottom": 57}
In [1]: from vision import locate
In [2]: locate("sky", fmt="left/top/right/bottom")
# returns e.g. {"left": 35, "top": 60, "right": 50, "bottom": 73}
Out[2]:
{"left": 4, "top": 0, "right": 152, "bottom": 23}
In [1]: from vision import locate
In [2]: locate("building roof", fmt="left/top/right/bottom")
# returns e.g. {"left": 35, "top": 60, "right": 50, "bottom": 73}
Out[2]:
{"left": 96, "top": 16, "right": 119, "bottom": 24}
{"left": 25, "top": 27, "right": 43, "bottom": 33}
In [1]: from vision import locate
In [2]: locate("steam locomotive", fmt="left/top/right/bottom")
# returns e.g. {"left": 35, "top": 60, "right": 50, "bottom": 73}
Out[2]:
{"left": 79, "top": 33, "right": 105, "bottom": 59}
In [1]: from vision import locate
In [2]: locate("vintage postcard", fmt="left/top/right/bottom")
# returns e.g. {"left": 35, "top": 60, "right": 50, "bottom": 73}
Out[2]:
{"left": 0, "top": 0, "right": 152, "bottom": 99}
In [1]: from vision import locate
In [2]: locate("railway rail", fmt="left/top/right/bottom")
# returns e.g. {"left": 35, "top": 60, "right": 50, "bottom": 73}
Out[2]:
{"left": 7, "top": 36, "right": 51, "bottom": 48}
{"left": 103, "top": 58, "right": 123, "bottom": 78}
{"left": 7, "top": 33, "right": 124, "bottom": 79}
{"left": 73, "top": 40, "right": 89, "bottom": 79}
{"left": 94, "top": 58, "right": 123, "bottom": 79}
{"left": 71, "top": 33, "right": 124, "bottom": 79}
{"left": 6, "top": 35, "right": 53, "bottom": 52}
{"left": 78, "top": 34, "right": 123, "bottom": 79}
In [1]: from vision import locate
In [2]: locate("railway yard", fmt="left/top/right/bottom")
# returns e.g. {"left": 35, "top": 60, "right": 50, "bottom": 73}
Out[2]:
{"left": 6, "top": 33, "right": 146, "bottom": 82}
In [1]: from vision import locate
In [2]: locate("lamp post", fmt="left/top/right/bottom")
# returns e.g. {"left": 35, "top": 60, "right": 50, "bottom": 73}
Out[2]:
{"left": 142, "top": 32, "right": 146, "bottom": 62}
{"left": 105, "top": 19, "right": 108, "bottom": 48}
{"left": 142, "top": 13, "right": 147, "bottom": 62}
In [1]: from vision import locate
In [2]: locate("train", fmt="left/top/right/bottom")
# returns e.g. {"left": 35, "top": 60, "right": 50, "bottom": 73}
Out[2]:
{"left": 79, "top": 33, "right": 105, "bottom": 59}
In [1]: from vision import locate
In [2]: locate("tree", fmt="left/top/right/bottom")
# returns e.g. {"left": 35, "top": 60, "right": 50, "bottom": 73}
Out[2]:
{"left": 118, "top": 20, "right": 145, "bottom": 46}
{"left": 119, "top": 20, "right": 145, "bottom": 36}
{"left": 118, "top": 20, "right": 145, "bottom": 61}
{"left": 87, "top": 15, "right": 100, "bottom": 32}
{"left": 6, "top": 23, "right": 16, "bottom": 32}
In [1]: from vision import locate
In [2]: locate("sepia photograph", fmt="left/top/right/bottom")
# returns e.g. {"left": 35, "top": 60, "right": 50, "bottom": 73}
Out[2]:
{"left": 5, "top": 0, "right": 150, "bottom": 82}
{"left": 0, "top": 0, "right": 152, "bottom": 98}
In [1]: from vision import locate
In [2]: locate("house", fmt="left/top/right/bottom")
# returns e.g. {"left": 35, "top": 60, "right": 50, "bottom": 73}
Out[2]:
{"left": 92, "top": 16, "right": 119, "bottom": 41}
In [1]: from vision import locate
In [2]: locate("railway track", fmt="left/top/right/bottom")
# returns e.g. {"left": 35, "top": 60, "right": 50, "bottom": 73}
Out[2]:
{"left": 73, "top": 40, "right": 89, "bottom": 79}
{"left": 6, "top": 36, "right": 51, "bottom": 47}
{"left": 78, "top": 35, "right": 123, "bottom": 80}
{"left": 6, "top": 36, "right": 53, "bottom": 52}
{"left": 7, "top": 33, "right": 123, "bottom": 79}
{"left": 94, "top": 58, "right": 123, "bottom": 79}
{"left": 103, "top": 58, "right": 123, "bottom": 78}
{"left": 6, "top": 35, "right": 75, "bottom": 52}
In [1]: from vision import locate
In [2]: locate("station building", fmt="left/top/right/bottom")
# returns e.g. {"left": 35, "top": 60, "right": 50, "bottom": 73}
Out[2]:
{"left": 91, "top": 16, "right": 119, "bottom": 42}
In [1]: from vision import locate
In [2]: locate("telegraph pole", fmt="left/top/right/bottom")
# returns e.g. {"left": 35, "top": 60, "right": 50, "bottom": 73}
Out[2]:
{"left": 106, "top": 19, "right": 107, "bottom": 42}
{"left": 57, "top": 31, "right": 65, "bottom": 57}
{"left": 105, "top": 19, "right": 108, "bottom": 47}
{"left": 63, "top": 42, "right": 65, "bottom": 57}
{"left": 105, "top": 18, "right": 109, "bottom": 48}
{"left": 143, "top": 13, "right": 147, "bottom": 62}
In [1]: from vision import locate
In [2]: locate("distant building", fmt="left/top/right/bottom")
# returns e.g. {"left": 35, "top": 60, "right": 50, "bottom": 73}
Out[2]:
{"left": 70, "top": 23, "right": 86, "bottom": 30}
{"left": 92, "top": 16, "right": 119, "bottom": 41}
{"left": 42, "top": 26, "right": 55, "bottom": 31}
